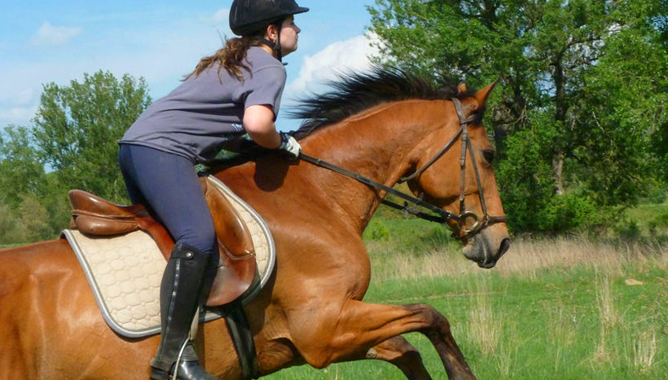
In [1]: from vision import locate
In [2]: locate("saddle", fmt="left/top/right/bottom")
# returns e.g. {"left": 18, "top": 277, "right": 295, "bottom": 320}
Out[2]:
{"left": 68, "top": 177, "right": 257, "bottom": 307}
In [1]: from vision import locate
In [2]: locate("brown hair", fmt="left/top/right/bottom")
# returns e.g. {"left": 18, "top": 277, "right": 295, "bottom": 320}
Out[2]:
{"left": 185, "top": 35, "right": 263, "bottom": 81}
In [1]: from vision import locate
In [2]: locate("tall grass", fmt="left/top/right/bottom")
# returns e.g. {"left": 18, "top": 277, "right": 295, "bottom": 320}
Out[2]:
{"left": 266, "top": 234, "right": 668, "bottom": 380}
{"left": 367, "top": 232, "right": 668, "bottom": 282}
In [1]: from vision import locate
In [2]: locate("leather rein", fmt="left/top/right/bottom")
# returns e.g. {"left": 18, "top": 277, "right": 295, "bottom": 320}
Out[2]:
{"left": 299, "top": 98, "right": 507, "bottom": 240}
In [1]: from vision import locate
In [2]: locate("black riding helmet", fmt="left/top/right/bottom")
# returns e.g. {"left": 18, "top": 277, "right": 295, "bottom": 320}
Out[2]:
{"left": 229, "top": 0, "right": 309, "bottom": 36}
{"left": 229, "top": 0, "right": 308, "bottom": 62}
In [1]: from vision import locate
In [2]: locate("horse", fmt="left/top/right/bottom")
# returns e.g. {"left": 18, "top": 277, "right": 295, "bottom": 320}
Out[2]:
{"left": 0, "top": 67, "right": 510, "bottom": 380}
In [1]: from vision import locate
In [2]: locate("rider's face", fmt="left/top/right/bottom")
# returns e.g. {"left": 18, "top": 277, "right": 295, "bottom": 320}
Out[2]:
{"left": 278, "top": 16, "right": 300, "bottom": 57}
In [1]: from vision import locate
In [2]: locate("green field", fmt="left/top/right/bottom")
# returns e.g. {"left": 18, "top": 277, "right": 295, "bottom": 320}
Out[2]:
{"left": 2, "top": 218, "right": 667, "bottom": 379}
{"left": 264, "top": 220, "right": 668, "bottom": 380}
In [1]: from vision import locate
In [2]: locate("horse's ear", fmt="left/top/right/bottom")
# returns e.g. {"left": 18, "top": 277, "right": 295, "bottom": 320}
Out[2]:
{"left": 457, "top": 83, "right": 468, "bottom": 95}
{"left": 473, "top": 79, "right": 499, "bottom": 107}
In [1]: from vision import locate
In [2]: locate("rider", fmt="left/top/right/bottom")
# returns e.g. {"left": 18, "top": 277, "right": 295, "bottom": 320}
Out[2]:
{"left": 117, "top": 1, "right": 308, "bottom": 379}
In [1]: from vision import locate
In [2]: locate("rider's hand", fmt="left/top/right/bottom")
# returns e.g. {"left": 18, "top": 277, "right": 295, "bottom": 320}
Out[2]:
{"left": 278, "top": 132, "right": 301, "bottom": 159}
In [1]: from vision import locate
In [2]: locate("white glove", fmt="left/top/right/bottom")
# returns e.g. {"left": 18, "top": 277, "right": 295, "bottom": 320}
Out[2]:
{"left": 278, "top": 133, "right": 301, "bottom": 159}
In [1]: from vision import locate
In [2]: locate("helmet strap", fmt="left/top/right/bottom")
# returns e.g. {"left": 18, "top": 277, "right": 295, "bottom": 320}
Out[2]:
{"left": 256, "top": 21, "right": 284, "bottom": 63}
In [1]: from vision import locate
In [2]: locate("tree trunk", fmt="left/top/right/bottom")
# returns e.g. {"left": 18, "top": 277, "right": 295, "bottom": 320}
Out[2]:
{"left": 552, "top": 149, "right": 565, "bottom": 195}
{"left": 552, "top": 52, "right": 567, "bottom": 196}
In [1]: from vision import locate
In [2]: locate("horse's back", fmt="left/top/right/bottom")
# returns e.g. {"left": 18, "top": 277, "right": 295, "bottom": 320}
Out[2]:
{"left": 0, "top": 239, "right": 153, "bottom": 379}
{"left": 0, "top": 239, "right": 79, "bottom": 302}
{"left": 0, "top": 240, "right": 74, "bottom": 378}
{"left": 0, "top": 239, "right": 76, "bottom": 323}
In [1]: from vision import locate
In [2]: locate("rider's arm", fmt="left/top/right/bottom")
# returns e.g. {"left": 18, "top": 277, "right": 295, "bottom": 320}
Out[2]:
{"left": 244, "top": 104, "right": 282, "bottom": 149}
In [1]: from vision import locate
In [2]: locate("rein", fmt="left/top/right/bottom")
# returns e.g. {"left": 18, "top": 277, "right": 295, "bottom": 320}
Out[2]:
{"left": 299, "top": 98, "right": 506, "bottom": 240}
{"left": 299, "top": 153, "right": 460, "bottom": 224}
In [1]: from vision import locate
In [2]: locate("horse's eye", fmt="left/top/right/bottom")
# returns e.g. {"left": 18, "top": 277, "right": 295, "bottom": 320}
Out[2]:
{"left": 482, "top": 149, "right": 495, "bottom": 164}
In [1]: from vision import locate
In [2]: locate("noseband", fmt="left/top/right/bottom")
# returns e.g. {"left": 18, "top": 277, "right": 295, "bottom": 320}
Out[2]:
{"left": 300, "top": 97, "right": 507, "bottom": 240}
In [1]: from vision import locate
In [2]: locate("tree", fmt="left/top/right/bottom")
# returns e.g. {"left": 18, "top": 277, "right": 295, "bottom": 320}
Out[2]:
{"left": 0, "top": 125, "right": 46, "bottom": 209}
{"left": 0, "top": 126, "right": 57, "bottom": 242}
{"left": 0, "top": 71, "right": 151, "bottom": 243}
{"left": 368, "top": 0, "right": 668, "bottom": 233}
{"left": 32, "top": 70, "right": 151, "bottom": 204}
{"left": 575, "top": 5, "right": 668, "bottom": 205}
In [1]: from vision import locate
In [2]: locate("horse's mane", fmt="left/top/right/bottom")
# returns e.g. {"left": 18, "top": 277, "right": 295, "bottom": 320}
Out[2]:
{"left": 203, "top": 66, "right": 464, "bottom": 170}
{"left": 290, "top": 65, "right": 462, "bottom": 139}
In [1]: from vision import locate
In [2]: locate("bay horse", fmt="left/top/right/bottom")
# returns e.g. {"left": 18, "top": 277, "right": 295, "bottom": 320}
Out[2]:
{"left": 0, "top": 68, "right": 510, "bottom": 380}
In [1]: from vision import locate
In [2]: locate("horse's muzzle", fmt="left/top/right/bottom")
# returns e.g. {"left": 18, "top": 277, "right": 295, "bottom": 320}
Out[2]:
{"left": 476, "top": 237, "right": 510, "bottom": 269}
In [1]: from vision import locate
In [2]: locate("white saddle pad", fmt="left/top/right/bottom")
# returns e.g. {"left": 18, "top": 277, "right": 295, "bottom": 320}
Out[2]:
{"left": 62, "top": 176, "right": 275, "bottom": 338}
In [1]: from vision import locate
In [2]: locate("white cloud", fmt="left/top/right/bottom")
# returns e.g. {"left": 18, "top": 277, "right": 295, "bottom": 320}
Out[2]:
{"left": 287, "top": 33, "right": 381, "bottom": 98}
{"left": 210, "top": 8, "right": 230, "bottom": 23}
{"left": 31, "top": 22, "right": 82, "bottom": 46}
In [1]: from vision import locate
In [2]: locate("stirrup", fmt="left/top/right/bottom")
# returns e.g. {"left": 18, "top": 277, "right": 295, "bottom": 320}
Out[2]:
{"left": 151, "top": 340, "right": 216, "bottom": 380}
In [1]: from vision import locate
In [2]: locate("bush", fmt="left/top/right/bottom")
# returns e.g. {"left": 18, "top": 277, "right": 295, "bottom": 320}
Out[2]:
{"left": 364, "top": 219, "right": 390, "bottom": 241}
{"left": 0, "top": 201, "right": 21, "bottom": 245}
{"left": 616, "top": 218, "right": 641, "bottom": 241}
{"left": 646, "top": 187, "right": 667, "bottom": 204}
{"left": 537, "top": 193, "right": 599, "bottom": 234}
{"left": 654, "top": 210, "right": 668, "bottom": 227}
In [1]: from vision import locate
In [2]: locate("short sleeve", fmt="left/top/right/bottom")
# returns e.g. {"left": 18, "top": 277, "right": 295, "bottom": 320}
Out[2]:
{"left": 242, "top": 66, "right": 287, "bottom": 120}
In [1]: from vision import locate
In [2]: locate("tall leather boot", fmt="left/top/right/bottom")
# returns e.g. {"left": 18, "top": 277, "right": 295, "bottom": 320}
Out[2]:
{"left": 150, "top": 243, "right": 218, "bottom": 380}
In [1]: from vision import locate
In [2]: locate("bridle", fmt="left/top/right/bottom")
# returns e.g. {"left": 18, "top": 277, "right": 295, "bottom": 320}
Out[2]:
{"left": 299, "top": 97, "right": 507, "bottom": 240}
{"left": 399, "top": 98, "right": 507, "bottom": 238}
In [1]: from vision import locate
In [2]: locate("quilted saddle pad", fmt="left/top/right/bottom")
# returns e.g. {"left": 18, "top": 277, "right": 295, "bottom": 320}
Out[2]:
{"left": 62, "top": 176, "right": 275, "bottom": 338}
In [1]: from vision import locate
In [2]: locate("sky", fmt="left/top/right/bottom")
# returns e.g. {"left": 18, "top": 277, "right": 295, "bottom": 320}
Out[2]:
{"left": 0, "top": 0, "right": 380, "bottom": 132}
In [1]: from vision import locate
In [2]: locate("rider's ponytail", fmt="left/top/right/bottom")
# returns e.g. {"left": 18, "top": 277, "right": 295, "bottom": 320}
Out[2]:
{"left": 184, "top": 35, "right": 261, "bottom": 81}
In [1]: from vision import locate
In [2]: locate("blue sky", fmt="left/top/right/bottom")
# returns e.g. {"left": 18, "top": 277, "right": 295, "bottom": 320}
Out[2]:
{"left": 0, "top": 0, "right": 380, "bottom": 132}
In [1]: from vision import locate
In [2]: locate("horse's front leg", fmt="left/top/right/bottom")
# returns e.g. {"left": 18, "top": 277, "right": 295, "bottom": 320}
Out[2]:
{"left": 364, "top": 336, "right": 432, "bottom": 380}
{"left": 289, "top": 300, "right": 475, "bottom": 380}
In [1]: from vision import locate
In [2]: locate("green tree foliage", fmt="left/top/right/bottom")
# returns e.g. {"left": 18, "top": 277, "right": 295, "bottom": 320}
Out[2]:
{"left": 0, "top": 71, "right": 150, "bottom": 243}
{"left": 369, "top": 0, "right": 668, "bottom": 233}
{"left": 0, "top": 125, "right": 46, "bottom": 209}
{"left": 32, "top": 71, "right": 151, "bottom": 203}
{"left": 0, "top": 126, "right": 56, "bottom": 243}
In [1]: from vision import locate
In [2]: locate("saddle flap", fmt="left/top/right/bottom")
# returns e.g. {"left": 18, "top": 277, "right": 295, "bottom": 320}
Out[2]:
{"left": 200, "top": 178, "right": 258, "bottom": 306}
{"left": 206, "top": 239, "right": 257, "bottom": 307}
{"left": 201, "top": 177, "right": 255, "bottom": 257}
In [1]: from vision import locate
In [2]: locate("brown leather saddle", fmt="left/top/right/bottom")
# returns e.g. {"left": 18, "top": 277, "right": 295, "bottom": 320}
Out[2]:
{"left": 68, "top": 177, "right": 257, "bottom": 307}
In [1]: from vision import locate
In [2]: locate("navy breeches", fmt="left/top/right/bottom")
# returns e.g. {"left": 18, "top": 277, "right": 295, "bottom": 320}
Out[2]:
{"left": 118, "top": 144, "right": 216, "bottom": 255}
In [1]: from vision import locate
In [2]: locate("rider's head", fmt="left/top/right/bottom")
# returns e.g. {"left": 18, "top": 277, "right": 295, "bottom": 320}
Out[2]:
{"left": 229, "top": 0, "right": 309, "bottom": 61}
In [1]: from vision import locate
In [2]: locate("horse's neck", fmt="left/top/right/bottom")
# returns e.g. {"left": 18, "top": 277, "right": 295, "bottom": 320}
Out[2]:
{"left": 300, "top": 100, "right": 444, "bottom": 231}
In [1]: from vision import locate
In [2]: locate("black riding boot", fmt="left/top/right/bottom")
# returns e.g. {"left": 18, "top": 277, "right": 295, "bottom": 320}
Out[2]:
{"left": 150, "top": 243, "right": 218, "bottom": 380}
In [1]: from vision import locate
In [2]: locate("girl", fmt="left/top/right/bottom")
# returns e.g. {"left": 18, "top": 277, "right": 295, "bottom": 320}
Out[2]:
{"left": 118, "top": 1, "right": 308, "bottom": 379}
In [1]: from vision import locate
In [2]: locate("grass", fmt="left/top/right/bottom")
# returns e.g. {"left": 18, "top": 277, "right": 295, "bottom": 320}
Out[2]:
{"left": 3, "top": 203, "right": 667, "bottom": 379}
{"left": 264, "top": 231, "right": 668, "bottom": 380}
{"left": 613, "top": 199, "right": 668, "bottom": 242}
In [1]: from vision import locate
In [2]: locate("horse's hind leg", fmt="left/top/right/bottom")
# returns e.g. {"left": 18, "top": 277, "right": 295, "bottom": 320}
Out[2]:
{"left": 365, "top": 336, "right": 432, "bottom": 380}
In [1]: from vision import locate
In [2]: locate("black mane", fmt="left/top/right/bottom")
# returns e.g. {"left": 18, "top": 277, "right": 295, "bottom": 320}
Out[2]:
{"left": 201, "top": 66, "right": 464, "bottom": 171}
{"left": 290, "top": 66, "right": 462, "bottom": 139}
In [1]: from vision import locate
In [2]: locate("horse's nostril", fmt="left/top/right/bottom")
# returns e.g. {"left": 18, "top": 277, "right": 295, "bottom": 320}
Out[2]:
{"left": 498, "top": 238, "right": 511, "bottom": 258}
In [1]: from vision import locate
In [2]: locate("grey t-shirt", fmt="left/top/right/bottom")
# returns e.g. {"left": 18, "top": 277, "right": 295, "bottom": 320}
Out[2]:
{"left": 120, "top": 46, "right": 286, "bottom": 163}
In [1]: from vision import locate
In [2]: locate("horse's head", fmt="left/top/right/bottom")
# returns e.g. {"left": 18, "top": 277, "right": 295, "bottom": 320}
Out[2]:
{"left": 406, "top": 82, "right": 510, "bottom": 268}
{"left": 289, "top": 67, "right": 509, "bottom": 268}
